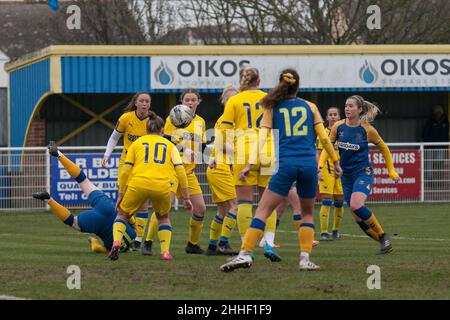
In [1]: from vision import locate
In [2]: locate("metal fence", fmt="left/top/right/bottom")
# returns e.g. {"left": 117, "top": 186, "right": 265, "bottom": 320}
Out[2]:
{"left": 0, "top": 143, "right": 449, "bottom": 211}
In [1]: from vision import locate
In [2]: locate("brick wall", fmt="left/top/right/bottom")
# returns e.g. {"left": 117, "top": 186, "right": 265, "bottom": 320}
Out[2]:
{"left": 26, "top": 118, "right": 46, "bottom": 147}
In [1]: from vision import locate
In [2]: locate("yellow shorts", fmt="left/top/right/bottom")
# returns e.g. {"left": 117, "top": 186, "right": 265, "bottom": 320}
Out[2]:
{"left": 207, "top": 164, "right": 236, "bottom": 203}
{"left": 232, "top": 163, "right": 273, "bottom": 188}
{"left": 168, "top": 171, "right": 179, "bottom": 194}
{"left": 120, "top": 182, "right": 171, "bottom": 216}
{"left": 319, "top": 169, "right": 343, "bottom": 195}
{"left": 176, "top": 171, "right": 203, "bottom": 198}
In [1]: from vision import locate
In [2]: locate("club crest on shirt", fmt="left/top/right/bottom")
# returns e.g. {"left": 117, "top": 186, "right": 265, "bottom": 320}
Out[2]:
{"left": 356, "top": 133, "right": 363, "bottom": 141}
{"left": 339, "top": 131, "right": 344, "bottom": 139}
{"left": 365, "top": 167, "right": 371, "bottom": 175}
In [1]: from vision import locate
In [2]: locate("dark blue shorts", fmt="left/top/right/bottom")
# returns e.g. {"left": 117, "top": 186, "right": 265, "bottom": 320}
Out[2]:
{"left": 77, "top": 190, "right": 136, "bottom": 250}
{"left": 268, "top": 165, "right": 317, "bottom": 199}
{"left": 341, "top": 167, "right": 374, "bottom": 206}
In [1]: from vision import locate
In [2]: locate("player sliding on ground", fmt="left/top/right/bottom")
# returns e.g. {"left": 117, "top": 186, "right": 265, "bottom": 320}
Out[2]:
{"left": 109, "top": 111, "right": 193, "bottom": 261}
{"left": 33, "top": 141, "right": 136, "bottom": 254}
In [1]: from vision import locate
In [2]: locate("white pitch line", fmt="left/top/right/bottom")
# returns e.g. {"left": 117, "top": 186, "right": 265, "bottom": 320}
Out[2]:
{"left": 275, "top": 230, "right": 450, "bottom": 242}
{"left": 0, "top": 294, "right": 30, "bottom": 300}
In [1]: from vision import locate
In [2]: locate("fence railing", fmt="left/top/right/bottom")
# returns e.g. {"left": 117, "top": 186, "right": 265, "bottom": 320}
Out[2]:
{"left": 0, "top": 143, "right": 449, "bottom": 210}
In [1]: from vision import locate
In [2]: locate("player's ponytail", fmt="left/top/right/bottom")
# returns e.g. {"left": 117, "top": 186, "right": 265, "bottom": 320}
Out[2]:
{"left": 123, "top": 92, "right": 151, "bottom": 113}
{"left": 146, "top": 111, "right": 165, "bottom": 134}
{"left": 260, "top": 69, "right": 299, "bottom": 109}
{"left": 239, "top": 66, "right": 260, "bottom": 91}
{"left": 349, "top": 95, "right": 380, "bottom": 123}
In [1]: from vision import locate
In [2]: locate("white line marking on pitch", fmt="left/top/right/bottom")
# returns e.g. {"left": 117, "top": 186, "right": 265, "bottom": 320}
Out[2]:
{"left": 276, "top": 230, "right": 450, "bottom": 242}
{"left": 0, "top": 294, "right": 30, "bottom": 300}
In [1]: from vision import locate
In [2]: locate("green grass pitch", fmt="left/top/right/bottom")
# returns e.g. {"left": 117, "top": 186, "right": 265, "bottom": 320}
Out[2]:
{"left": 0, "top": 203, "right": 449, "bottom": 300}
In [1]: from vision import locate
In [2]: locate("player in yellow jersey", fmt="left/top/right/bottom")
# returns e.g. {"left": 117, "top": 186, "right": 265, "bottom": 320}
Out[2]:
{"left": 217, "top": 66, "right": 280, "bottom": 262}
{"left": 317, "top": 107, "right": 345, "bottom": 241}
{"left": 102, "top": 92, "right": 152, "bottom": 250}
{"left": 162, "top": 89, "right": 208, "bottom": 254}
{"left": 205, "top": 85, "right": 240, "bottom": 256}
{"left": 108, "top": 112, "right": 193, "bottom": 261}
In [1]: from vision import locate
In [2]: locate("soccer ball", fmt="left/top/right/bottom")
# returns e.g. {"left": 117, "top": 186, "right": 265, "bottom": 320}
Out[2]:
{"left": 169, "top": 104, "right": 194, "bottom": 128}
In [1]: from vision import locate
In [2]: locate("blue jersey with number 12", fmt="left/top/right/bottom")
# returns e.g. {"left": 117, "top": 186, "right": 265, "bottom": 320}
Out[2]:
{"left": 261, "top": 98, "right": 323, "bottom": 167}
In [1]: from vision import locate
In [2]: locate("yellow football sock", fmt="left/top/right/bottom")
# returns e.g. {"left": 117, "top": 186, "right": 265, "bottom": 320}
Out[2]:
{"left": 146, "top": 212, "right": 158, "bottom": 242}
{"left": 320, "top": 200, "right": 332, "bottom": 234}
{"left": 48, "top": 199, "right": 73, "bottom": 225}
{"left": 332, "top": 202, "right": 344, "bottom": 231}
{"left": 58, "top": 155, "right": 82, "bottom": 179}
{"left": 237, "top": 202, "right": 253, "bottom": 238}
{"left": 365, "top": 214, "right": 384, "bottom": 236}
{"left": 189, "top": 213, "right": 204, "bottom": 245}
{"left": 264, "top": 210, "right": 277, "bottom": 233}
{"left": 293, "top": 213, "right": 302, "bottom": 231}
{"left": 299, "top": 223, "right": 315, "bottom": 254}
{"left": 89, "top": 237, "right": 107, "bottom": 253}
{"left": 158, "top": 223, "right": 172, "bottom": 253}
{"left": 357, "top": 221, "right": 380, "bottom": 241}
{"left": 135, "top": 211, "right": 148, "bottom": 240}
{"left": 113, "top": 218, "right": 128, "bottom": 244}
{"left": 220, "top": 212, "right": 237, "bottom": 241}
{"left": 366, "top": 228, "right": 380, "bottom": 241}
{"left": 209, "top": 214, "right": 223, "bottom": 244}
{"left": 241, "top": 218, "right": 265, "bottom": 252}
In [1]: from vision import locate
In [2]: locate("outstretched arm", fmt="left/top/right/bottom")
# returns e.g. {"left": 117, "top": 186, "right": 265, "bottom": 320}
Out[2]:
{"left": 103, "top": 129, "right": 123, "bottom": 168}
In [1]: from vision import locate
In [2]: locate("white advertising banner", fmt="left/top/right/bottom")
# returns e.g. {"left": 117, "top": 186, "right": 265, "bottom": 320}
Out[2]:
{"left": 151, "top": 55, "right": 450, "bottom": 90}
{"left": 0, "top": 51, "right": 9, "bottom": 88}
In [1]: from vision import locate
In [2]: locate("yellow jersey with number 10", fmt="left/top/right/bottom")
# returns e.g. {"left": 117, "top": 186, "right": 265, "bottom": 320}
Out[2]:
{"left": 123, "top": 134, "right": 183, "bottom": 188}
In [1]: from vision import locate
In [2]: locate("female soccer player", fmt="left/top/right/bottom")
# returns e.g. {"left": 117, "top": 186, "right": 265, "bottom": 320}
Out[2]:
{"left": 163, "top": 88, "right": 208, "bottom": 254}
{"left": 102, "top": 92, "right": 152, "bottom": 250}
{"left": 109, "top": 112, "right": 193, "bottom": 261}
{"left": 33, "top": 142, "right": 136, "bottom": 254}
{"left": 217, "top": 66, "right": 280, "bottom": 262}
{"left": 206, "top": 85, "right": 240, "bottom": 256}
{"left": 317, "top": 107, "right": 345, "bottom": 241}
{"left": 220, "top": 69, "right": 341, "bottom": 272}
{"left": 319, "top": 95, "right": 399, "bottom": 254}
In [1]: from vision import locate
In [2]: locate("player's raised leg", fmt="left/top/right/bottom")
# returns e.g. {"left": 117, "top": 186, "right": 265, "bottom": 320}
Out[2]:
{"left": 33, "top": 191, "right": 80, "bottom": 231}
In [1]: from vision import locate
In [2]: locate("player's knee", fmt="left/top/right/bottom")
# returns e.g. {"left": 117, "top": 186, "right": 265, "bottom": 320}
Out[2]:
{"left": 349, "top": 202, "right": 363, "bottom": 213}
{"left": 194, "top": 202, "right": 206, "bottom": 215}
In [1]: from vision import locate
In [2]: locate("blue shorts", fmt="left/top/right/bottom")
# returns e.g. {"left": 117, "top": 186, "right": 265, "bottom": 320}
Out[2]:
{"left": 341, "top": 167, "right": 374, "bottom": 206}
{"left": 268, "top": 165, "right": 317, "bottom": 199}
{"left": 77, "top": 190, "right": 136, "bottom": 250}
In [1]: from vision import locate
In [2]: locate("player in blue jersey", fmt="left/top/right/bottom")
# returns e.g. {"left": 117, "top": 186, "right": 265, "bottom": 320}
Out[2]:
{"left": 32, "top": 142, "right": 136, "bottom": 253}
{"left": 220, "top": 69, "right": 342, "bottom": 272}
{"left": 318, "top": 95, "right": 399, "bottom": 254}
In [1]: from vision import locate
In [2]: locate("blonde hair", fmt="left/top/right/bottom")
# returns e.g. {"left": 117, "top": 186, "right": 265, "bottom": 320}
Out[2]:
{"left": 349, "top": 95, "right": 380, "bottom": 123}
{"left": 220, "top": 85, "right": 239, "bottom": 105}
{"left": 239, "top": 66, "right": 259, "bottom": 91}
{"left": 260, "top": 69, "right": 299, "bottom": 110}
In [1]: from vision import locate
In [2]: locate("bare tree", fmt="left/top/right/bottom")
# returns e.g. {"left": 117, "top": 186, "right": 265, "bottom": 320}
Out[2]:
{"left": 175, "top": 0, "right": 450, "bottom": 45}
{"left": 73, "top": 0, "right": 146, "bottom": 44}
{"left": 130, "top": 0, "right": 182, "bottom": 44}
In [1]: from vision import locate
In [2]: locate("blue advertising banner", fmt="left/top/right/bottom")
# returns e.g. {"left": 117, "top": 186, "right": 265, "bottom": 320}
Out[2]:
{"left": 50, "top": 153, "right": 120, "bottom": 205}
